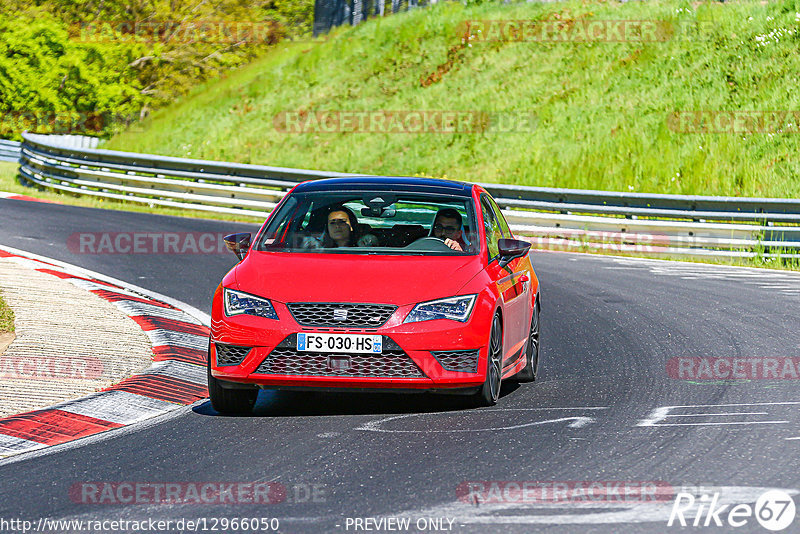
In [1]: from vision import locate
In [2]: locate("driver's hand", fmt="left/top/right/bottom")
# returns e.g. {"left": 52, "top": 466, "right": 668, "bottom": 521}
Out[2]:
{"left": 299, "top": 236, "right": 322, "bottom": 249}
{"left": 357, "top": 234, "right": 380, "bottom": 247}
{"left": 444, "top": 238, "right": 462, "bottom": 251}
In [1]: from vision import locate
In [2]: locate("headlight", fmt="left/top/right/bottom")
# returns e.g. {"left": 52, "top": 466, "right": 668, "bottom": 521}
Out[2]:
{"left": 404, "top": 295, "right": 477, "bottom": 323}
{"left": 223, "top": 288, "right": 278, "bottom": 320}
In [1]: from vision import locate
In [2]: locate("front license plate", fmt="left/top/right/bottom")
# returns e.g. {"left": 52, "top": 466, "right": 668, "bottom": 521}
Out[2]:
{"left": 297, "top": 333, "right": 382, "bottom": 354}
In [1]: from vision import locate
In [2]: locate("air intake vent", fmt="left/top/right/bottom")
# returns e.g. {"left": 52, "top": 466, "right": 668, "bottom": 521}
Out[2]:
{"left": 255, "top": 335, "right": 425, "bottom": 378}
{"left": 431, "top": 349, "right": 480, "bottom": 373}
{"left": 215, "top": 343, "right": 251, "bottom": 366}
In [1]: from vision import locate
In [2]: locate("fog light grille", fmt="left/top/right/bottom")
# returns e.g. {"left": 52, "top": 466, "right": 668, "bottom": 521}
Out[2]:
{"left": 431, "top": 349, "right": 479, "bottom": 373}
{"left": 215, "top": 343, "right": 251, "bottom": 366}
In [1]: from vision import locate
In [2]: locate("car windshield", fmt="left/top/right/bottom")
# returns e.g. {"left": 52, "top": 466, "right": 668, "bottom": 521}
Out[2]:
{"left": 255, "top": 190, "right": 479, "bottom": 255}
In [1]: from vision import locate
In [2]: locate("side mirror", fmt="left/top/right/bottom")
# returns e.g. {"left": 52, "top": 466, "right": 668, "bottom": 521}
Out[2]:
{"left": 498, "top": 238, "right": 531, "bottom": 268}
{"left": 224, "top": 233, "right": 251, "bottom": 261}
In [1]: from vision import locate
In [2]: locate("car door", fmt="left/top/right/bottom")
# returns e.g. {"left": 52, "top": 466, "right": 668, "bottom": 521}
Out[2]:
{"left": 489, "top": 195, "right": 533, "bottom": 341}
{"left": 480, "top": 195, "right": 527, "bottom": 371}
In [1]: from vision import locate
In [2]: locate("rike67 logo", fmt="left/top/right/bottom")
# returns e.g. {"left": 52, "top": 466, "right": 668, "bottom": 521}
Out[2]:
{"left": 668, "top": 490, "right": 796, "bottom": 531}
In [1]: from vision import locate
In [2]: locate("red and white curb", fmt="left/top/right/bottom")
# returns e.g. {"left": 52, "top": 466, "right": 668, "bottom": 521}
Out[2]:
{"left": 0, "top": 191, "right": 58, "bottom": 203}
{"left": 0, "top": 245, "right": 211, "bottom": 458}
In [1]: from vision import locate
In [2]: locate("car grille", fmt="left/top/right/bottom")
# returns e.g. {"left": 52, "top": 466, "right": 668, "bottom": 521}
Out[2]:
{"left": 255, "top": 335, "right": 425, "bottom": 378}
{"left": 431, "top": 349, "right": 480, "bottom": 373}
{"left": 287, "top": 302, "right": 397, "bottom": 328}
{"left": 215, "top": 343, "right": 251, "bottom": 366}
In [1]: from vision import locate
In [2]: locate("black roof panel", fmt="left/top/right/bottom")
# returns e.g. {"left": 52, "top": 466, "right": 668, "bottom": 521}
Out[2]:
{"left": 293, "top": 176, "right": 473, "bottom": 197}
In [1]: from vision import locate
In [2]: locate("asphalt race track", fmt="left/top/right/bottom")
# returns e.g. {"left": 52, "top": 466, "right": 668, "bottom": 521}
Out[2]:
{"left": 2, "top": 197, "right": 800, "bottom": 533}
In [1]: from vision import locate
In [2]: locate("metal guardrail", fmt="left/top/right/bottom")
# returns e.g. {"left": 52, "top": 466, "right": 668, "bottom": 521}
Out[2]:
{"left": 16, "top": 132, "right": 800, "bottom": 259}
{"left": 0, "top": 140, "right": 21, "bottom": 163}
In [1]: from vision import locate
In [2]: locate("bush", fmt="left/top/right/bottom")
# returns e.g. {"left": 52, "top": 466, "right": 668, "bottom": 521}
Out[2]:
{"left": 0, "top": 0, "right": 314, "bottom": 140}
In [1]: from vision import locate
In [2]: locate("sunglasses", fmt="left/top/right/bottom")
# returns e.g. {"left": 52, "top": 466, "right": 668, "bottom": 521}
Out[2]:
{"left": 328, "top": 219, "right": 350, "bottom": 227}
{"left": 434, "top": 223, "right": 459, "bottom": 233}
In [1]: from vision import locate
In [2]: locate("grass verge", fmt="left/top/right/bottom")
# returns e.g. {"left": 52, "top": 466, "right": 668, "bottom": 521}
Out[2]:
{"left": 0, "top": 292, "right": 14, "bottom": 335}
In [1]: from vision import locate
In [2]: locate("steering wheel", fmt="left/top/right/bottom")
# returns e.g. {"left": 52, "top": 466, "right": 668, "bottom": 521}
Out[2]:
{"left": 405, "top": 236, "right": 453, "bottom": 251}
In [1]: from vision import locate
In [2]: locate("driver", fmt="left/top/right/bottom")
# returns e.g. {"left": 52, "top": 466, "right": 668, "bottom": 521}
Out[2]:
{"left": 321, "top": 205, "right": 379, "bottom": 248}
{"left": 431, "top": 208, "right": 467, "bottom": 252}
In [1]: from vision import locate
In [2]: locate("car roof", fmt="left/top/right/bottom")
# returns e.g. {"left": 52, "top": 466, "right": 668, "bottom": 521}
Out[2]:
{"left": 293, "top": 176, "right": 474, "bottom": 197}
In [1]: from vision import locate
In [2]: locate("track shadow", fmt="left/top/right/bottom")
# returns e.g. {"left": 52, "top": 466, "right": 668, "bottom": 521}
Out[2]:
{"left": 193, "top": 381, "right": 521, "bottom": 417}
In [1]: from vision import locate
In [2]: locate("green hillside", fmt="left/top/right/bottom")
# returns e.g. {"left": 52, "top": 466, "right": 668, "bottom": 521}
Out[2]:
{"left": 105, "top": 0, "right": 800, "bottom": 197}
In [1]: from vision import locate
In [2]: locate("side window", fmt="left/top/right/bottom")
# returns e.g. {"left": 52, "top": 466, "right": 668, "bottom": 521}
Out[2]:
{"left": 488, "top": 197, "right": 511, "bottom": 237}
{"left": 481, "top": 196, "right": 503, "bottom": 261}
{"left": 260, "top": 197, "right": 300, "bottom": 248}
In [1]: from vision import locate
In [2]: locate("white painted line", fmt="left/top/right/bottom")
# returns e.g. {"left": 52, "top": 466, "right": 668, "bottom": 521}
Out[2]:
{"left": 607, "top": 254, "right": 800, "bottom": 277}
{"left": 487, "top": 407, "right": 609, "bottom": 411}
{"left": 786, "top": 437, "right": 800, "bottom": 440}
{"left": 645, "top": 421, "right": 789, "bottom": 426}
{"left": 564, "top": 417, "right": 594, "bottom": 429}
{"left": 638, "top": 402, "right": 800, "bottom": 427}
{"left": 0, "top": 434, "right": 47, "bottom": 454}
{"left": 0, "top": 245, "right": 210, "bottom": 326}
{"left": 144, "top": 360, "right": 207, "bottom": 385}
{"left": 700, "top": 272, "right": 774, "bottom": 277}
{"left": 356, "top": 413, "right": 596, "bottom": 433}
{"left": 56, "top": 391, "right": 179, "bottom": 424}
{"left": 668, "top": 412, "right": 769, "bottom": 417}
{"left": 145, "top": 329, "right": 208, "bottom": 351}
{"left": 111, "top": 300, "right": 202, "bottom": 324}
{"left": 651, "top": 401, "right": 800, "bottom": 409}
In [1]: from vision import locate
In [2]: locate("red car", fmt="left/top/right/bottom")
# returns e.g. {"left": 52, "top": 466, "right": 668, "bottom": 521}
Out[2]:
{"left": 208, "top": 177, "right": 540, "bottom": 413}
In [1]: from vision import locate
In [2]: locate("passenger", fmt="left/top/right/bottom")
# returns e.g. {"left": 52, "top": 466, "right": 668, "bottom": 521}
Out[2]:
{"left": 431, "top": 208, "right": 467, "bottom": 252}
{"left": 321, "top": 205, "right": 378, "bottom": 248}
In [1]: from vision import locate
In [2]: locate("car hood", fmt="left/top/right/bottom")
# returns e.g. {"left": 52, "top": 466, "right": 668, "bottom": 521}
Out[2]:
{"left": 233, "top": 251, "right": 483, "bottom": 306}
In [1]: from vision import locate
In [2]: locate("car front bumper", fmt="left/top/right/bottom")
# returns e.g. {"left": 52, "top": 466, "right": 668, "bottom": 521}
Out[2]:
{"left": 210, "top": 295, "right": 493, "bottom": 391}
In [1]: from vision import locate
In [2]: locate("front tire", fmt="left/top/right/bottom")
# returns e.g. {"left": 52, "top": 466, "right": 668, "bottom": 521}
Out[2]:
{"left": 473, "top": 313, "right": 503, "bottom": 407}
{"left": 207, "top": 344, "right": 258, "bottom": 415}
